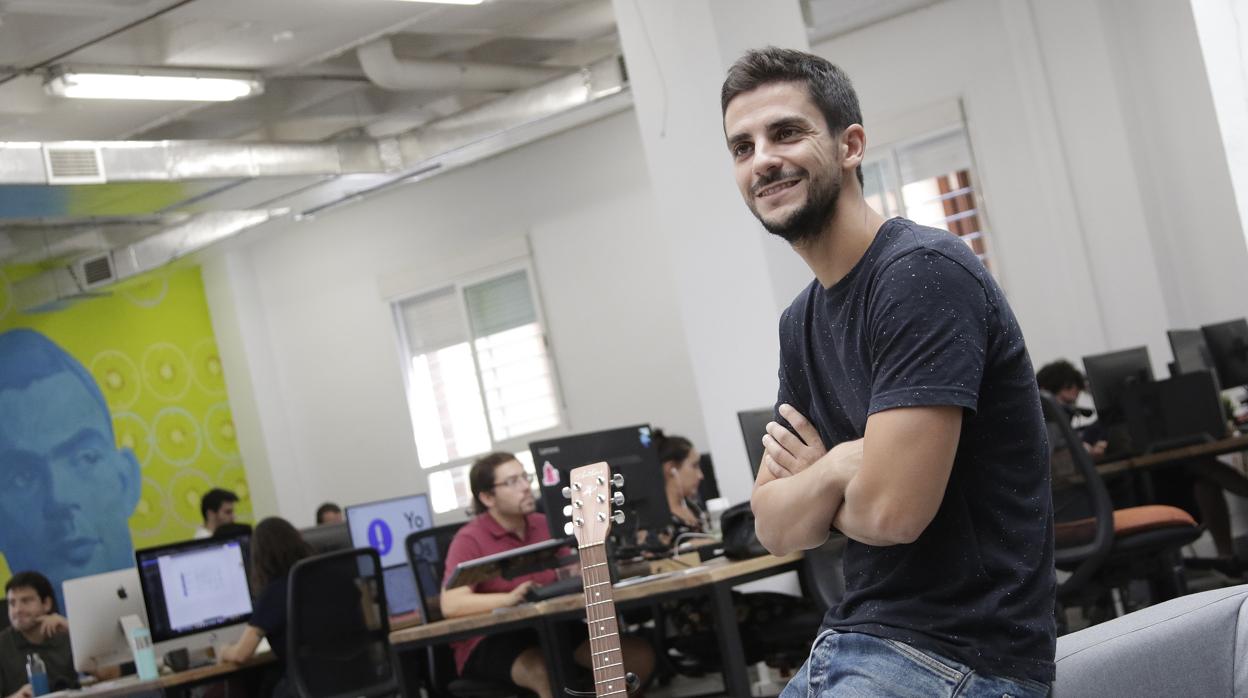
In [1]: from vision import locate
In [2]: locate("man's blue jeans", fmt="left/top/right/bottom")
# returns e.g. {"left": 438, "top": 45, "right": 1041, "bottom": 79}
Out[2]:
{"left": 779, "top": 630, "right": 1051, "bottom": 697}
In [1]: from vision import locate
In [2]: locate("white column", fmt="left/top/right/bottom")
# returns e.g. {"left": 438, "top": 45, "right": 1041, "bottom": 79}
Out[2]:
{"left": 612, "top": 0, "right": 812, "bottom": 505}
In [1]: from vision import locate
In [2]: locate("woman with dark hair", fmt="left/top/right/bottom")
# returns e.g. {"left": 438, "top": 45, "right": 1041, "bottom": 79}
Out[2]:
{"left": 648, "top": 431, "right": 818, "bottom": 674}
{"left": 646, "top": 430, "right": 711, "bottom": 550}
{"left": 218, "top": 517, "right": 313, "bottom": 689}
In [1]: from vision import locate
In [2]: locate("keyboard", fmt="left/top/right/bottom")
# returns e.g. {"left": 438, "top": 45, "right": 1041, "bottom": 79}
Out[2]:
{"left": 525, "top": 576, "right": 583, "bottom": 601}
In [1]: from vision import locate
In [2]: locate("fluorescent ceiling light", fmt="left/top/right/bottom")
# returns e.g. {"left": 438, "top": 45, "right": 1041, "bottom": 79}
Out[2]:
{"left": 45, "top": 69, "right": 264, "bottom": 102}
{"left": 390, "top": 0, "right": 483, "bottom": 4}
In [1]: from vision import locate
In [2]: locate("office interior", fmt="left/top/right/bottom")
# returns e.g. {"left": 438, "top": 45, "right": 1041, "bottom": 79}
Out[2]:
{"left": 3, "top": 0, "right": 1248, "bottom": 695}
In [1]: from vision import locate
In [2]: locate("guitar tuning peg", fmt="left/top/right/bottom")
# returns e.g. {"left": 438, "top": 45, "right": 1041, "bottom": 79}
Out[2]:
{"left": 612, "top": 492, "right": 625, "bottom": 507}
{"left": 563, "top": 505, "right": 573, "bottom": 517}
{"left": 561, "top": 486, "right": 571, "bottom": 499}
{"left": 612, "top": 473, "right": 624, "bottom": 488}
{"left": 564, "top": 522, "right": 575, "bottom": 535}
{"left": 612, "top": 510, "right": 625, "bottom": 524}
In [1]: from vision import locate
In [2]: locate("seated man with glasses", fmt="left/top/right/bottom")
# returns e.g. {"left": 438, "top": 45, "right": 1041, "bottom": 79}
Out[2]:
{"left": 441, "top": 452, "right": 654, "bottom": 698}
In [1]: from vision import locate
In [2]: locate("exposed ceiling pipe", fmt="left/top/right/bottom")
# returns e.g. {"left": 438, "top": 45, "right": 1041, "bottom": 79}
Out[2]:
{"left": 356, "top": 37, "right": 565, "bottom": 92}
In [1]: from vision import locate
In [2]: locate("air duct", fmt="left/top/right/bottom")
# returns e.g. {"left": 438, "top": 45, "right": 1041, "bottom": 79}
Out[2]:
{"left": 356, "top": 37, "right": 565, "bottom": 92}
{"left": 12, "top": 208, "right": 285, "bottom": 313}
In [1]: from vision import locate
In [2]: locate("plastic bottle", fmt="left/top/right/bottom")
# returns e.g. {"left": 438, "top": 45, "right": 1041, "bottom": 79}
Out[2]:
{"left": 26, "top": 653, "right": 48, "bottom": 696}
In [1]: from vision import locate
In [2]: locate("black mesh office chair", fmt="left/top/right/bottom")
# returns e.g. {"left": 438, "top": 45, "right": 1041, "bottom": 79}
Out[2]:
{"left": 287, "top": 547, "right": 402, "bottom": 698}
{"left": 1043, "top": 393, "right": 1203, "bottom": 630}
{"left": 406, "top": 524, "right": 535, "bottom": 698}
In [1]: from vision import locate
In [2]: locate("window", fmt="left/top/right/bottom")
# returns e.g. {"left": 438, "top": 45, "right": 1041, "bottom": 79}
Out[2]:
{"left": 863, "top": 125, "right": 995, "bottom": 273}
{"left": 394, "top": 265, "right": 562, "bottom": 513}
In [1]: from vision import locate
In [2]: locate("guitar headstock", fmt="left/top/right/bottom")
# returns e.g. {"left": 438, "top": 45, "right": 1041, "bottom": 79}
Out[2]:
{"left": 561, "top": 461, "right": 625, "bottom": 547}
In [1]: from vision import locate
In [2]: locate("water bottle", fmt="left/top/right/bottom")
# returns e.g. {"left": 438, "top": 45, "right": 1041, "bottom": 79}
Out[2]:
{"left": 25, "top": 653, "right": 48, "bottom": 696}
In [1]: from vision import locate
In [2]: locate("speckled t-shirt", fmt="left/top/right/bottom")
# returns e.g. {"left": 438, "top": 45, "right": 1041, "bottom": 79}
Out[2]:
{"left": 776, "top": 217, "right": 1056, "bottom": 683}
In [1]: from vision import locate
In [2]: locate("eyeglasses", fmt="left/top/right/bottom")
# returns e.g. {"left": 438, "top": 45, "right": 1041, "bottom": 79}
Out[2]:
{"left": 491, "top": 472, "right": 534, "bottom": 490}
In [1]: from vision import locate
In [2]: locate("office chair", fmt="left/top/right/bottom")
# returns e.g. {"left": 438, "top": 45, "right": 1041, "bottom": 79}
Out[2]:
{"left": 405, "top": 525, "right": 536, "bottom": 698}
{"left": 1042, "top": 393, "right": 1203, "bottom": 631}
{"left": 287, "top": 548, "right": 402, "bottom": 698}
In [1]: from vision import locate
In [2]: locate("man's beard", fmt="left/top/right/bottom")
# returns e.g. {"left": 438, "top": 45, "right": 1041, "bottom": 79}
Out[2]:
{"left": 749, "top": 167, "right": 840, "bottom": 245}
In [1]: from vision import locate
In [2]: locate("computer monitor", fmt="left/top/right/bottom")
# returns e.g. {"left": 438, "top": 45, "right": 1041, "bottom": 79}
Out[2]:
{"left": 1201, "top": 319, "right": 1248, "bottom": 389}
{"left": 531, "top": 425, "right": 671, "bottom": 552}
{"left": 738, "top": 408, "right": 772, "bottom": 479}
{"left": 63, "top": 568, "right": 146, "bottom": 673}
{"left": 1083, "top": 347, "right": 1155, "bottom": 425}
{"left": 345, "top": 493, "right": 432, "bottom": 618}
{"left": 300, "top": 522, "right": 351, "bottom": 554}
{"left": 135, "top": 536, "right": 253, "bottom": 659}
{"left": 1168, "top": 329, "right": 1217, "bottom": 380}
{"left": 697, "top": 452, "right": 720, "bottom": 502}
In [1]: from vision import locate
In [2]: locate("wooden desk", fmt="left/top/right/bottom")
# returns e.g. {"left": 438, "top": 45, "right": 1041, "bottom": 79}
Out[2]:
{"left": 1096, "top": 434, "right": 1248, "bottom": 477}
{"left": 390, "top": 552, "right": 805, "bottom": 697}
{"left": 60, "top": 652, "right": 275, "bottom": 697}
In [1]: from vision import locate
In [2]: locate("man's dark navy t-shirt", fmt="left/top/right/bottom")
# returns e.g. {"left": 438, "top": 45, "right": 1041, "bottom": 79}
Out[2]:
{"left": 776, "top": 217, "right": 1056, "bottom": 683}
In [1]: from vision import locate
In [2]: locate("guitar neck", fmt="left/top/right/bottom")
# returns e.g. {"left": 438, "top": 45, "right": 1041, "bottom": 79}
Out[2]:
{"left": 579, "top": 543, "right": 627, "bottom": 697}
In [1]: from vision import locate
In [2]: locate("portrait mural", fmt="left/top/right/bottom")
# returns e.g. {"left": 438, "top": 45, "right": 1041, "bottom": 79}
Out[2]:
{"left": 0, "top": 264, "right": 251, "bottom": 609}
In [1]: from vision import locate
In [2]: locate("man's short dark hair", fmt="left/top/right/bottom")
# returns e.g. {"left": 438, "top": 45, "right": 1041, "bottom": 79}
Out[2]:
{"left": 468, "top": 452, "right": 518, "bottom": 516}
{"left": 5, "top": 571, "right": 56, "bottom": 612}
{"left": 315, "top": 502, "right": 342, "bottom": 524}
{"left": 721, "top": 46, "right": 865, "bottom": 188}
{"left": 201, "top": 488, "right": 239, "bottom": 521}
{"left": 1036, "top": 359, "right": 1087, "bottom": 394}
{"left": 0, "top": 329, "right": 111, "bottom": 434}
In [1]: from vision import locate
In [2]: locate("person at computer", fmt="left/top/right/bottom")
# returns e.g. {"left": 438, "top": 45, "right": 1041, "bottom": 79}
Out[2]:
{"left": 728, "top": 49, "right": 1055, "bottom": 695}
{"left": 649, "top": 430, "right": 817, "bottom": 672}
{"left": 1036, "top": 359, "right": 1108, "bottom": 457}
{"left": 440, "top": 453, "right": 654, "bottom": 698}
{"left": 315, "top": 502, "right": 343, "bottom": 525}
{"left": 218, "top": 517, "right": 313, "bottom": 696}
{"left": 0, "top": 329, "right": 142, "bottom": 614}
{"left": 0, "top": 572, "right": 78, "bottom": 698}
{"left": 194, "top": 488, "right": 239, "bottom": 539}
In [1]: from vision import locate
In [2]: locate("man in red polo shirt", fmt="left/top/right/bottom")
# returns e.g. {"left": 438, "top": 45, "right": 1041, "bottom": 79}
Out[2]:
{"left": 441, "top": 452, "right": 653, "bottom": 698}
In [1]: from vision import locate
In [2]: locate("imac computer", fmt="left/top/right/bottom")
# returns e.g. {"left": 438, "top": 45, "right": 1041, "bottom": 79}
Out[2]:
{"left": 63, "top": 568, "right": 147, "bottom": 673}
{"left": 738, "top": 408, "right": 772, "bottom": 479}
{"left": 345, "top": 493, "right": 432, "bottom": 620}
{"left": 531, "top": 425, "right": 671, "bottom": 554}
{"left": 1201, "top": 319, "right": 1248, "bottom": 390}
{"left": 135, "top": 535, "right": 253, "bottom": 664}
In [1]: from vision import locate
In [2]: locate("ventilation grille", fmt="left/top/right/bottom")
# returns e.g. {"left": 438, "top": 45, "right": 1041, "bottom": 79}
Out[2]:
{"left": 43, "top": 145, "right": 105, "bottom": 184}
{"left": 78, "top": 253, "right": 115, "bottom": 287}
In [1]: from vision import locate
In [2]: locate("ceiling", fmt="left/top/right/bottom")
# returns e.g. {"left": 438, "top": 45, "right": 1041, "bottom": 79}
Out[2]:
{"left": 0, "top": 0, "right": 941, "bottom": 283}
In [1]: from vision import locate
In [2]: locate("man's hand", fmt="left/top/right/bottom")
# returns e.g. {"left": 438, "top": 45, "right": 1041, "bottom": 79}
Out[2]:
{"left": 505, "top": 581, "right": 535, "bottom": 605}
{"left": 36, "top": 613, "right": 68, "bottom": 638}
{"left": 7, "top": 684, "right": 33, "bottom": 698}
{"left": 761, "top": 404, "right": 827, "bottom": 478}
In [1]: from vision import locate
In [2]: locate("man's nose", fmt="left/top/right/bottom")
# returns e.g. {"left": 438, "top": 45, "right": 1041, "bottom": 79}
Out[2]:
{"left": 43, "top": 464, "right": 80, "bottom": 516}
{"left": 753, "top": 140, "right": 783, "bottom": 176}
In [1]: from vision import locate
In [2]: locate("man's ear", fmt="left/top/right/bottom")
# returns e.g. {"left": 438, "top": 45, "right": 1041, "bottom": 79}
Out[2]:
{"left": 118, "top": 446, "right": 142, "bottom": 514}
{"left": 841, "top": 124, "right": 867, "bottom": 174}
{"left": 478, "top": 491, "right": 496, "bottom": 512}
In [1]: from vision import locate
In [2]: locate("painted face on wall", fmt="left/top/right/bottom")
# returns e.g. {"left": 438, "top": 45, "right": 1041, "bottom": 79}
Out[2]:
{"left": 0, "top": 333, "right": 140, "bottom": 608}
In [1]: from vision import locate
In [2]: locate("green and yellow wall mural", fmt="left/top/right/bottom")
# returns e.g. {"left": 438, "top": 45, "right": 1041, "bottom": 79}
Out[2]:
{"left": 0, "top": 263, "right": 250, "bottom": 607}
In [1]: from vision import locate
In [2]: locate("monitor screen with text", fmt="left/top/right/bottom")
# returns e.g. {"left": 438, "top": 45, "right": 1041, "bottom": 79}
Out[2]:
{"left": 346, "top": 493, "right": 432, "bottom": 569}
{"left": 136, "top": 537, "right": 253, "bottom": 642}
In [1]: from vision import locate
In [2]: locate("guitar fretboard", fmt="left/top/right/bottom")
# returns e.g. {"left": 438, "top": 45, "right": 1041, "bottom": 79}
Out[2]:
{"left": 579, "top": 543, "right": 627, "bottom": 697}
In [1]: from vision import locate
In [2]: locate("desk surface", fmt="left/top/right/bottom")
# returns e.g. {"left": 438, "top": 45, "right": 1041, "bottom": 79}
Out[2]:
{"left": 62, "top": 651, "right": 275, "bottom": 697}
{"left": 1096, "top": 433, "right": 1248, "bottom": 477}
{"left": 389, "top": 552, "right": 803, "bottom": 646}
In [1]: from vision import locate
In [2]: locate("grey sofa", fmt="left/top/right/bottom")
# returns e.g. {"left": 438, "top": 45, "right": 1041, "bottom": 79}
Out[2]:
{"left": 1054, "top": 584, "right": 1248, "bottom": 697}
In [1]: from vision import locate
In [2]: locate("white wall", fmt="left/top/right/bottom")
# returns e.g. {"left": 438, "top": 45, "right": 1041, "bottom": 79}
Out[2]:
{"left": 203, "top": 110, "right": 706, "bottom": 526}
